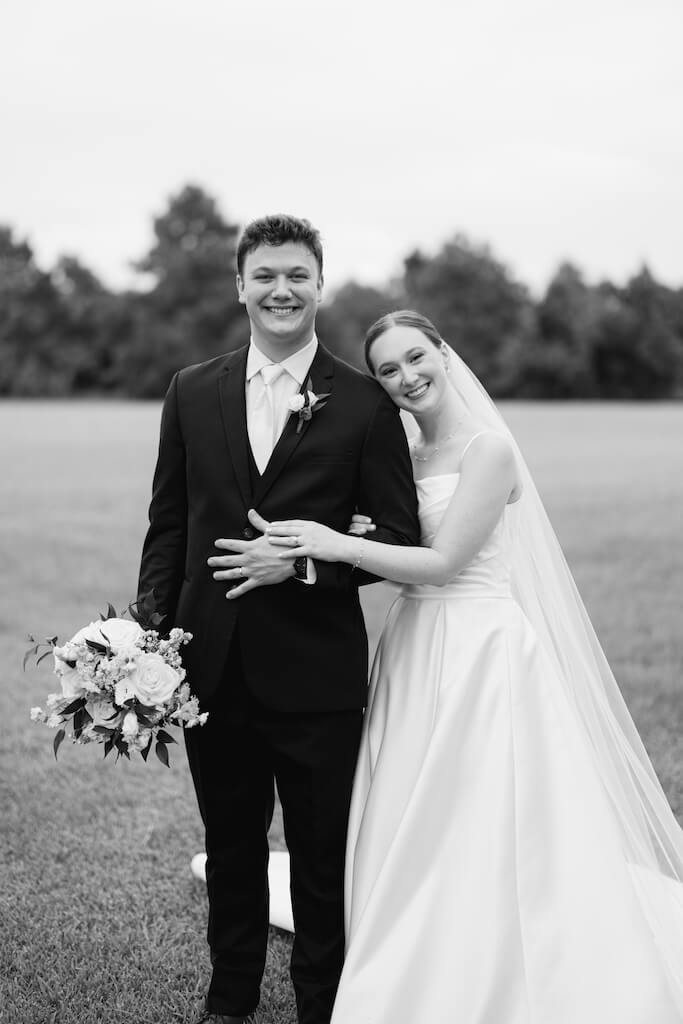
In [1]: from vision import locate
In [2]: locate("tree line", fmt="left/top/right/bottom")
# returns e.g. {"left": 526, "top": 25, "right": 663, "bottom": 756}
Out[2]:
{"left": 1, "top": 184, "right": 682, "bottom": 399}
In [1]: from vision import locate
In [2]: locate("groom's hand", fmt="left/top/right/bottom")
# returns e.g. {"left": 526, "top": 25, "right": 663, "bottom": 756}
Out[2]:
{"left": 209, "top": 510, "right": 296, "bottom": 598}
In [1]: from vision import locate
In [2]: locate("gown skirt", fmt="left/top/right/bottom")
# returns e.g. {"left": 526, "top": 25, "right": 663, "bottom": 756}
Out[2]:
{"left": 330, "top": 585, "right": 682, "bottom": 1023}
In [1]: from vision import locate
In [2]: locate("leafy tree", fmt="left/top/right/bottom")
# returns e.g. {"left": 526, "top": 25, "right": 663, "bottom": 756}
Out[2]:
{"left": 0, "top": 227, "right": 66, "bottom": 395}
{"left": 401, "top": 235, "right": 535, "bottom": 394}
{"left": 123, "top": 184, "right": 246, "bottom": 395}
{"left": 318, "top": 281, "right": 400, "bottom": 371}
{"left": 592, "top": 269, "right": 681, "bottom": 398}
{"left": 514, "top": 263, "right": 598, "bottom": 398}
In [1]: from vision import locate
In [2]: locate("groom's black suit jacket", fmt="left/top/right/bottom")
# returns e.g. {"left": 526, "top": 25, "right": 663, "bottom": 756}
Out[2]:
{"left": 138, "top": 342, "right": 420, "bottom": 712}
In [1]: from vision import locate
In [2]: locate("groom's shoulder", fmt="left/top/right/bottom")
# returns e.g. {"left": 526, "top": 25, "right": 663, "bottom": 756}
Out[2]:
{"left": 174, "top": 348, "right": 245, "bottom": 388}
{"left": 327, "top": 351, "right": 386, "bottom": 403}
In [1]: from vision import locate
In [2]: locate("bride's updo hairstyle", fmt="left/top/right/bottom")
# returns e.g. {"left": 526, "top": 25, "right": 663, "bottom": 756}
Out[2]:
{"left": 364, "top": 310, "right": 446, "bottom": 374}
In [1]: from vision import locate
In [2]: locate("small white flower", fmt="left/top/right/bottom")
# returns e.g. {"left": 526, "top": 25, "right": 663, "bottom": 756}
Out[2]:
{"left": 54, "top": 641, "right": 79, "bottom": 665}
{"left": 121, "top": 711, "right": 139, "bottom": 740}
{"left": 114, "top": 677, "right": 137, "bottom": 706}
{"left": 130, "top": 727, "right": 152, "bottom": 752}
{"left": 288, "top": 393, "right": 306, "bottom": 413}
{"left": 30, "top": 706, "right": 46, "bottom": 722}
{"left": 79, "top": 723, "right": 98, "bottom": 743}
{"left": 46, "top": 712, "right": 65, "bottom": 729}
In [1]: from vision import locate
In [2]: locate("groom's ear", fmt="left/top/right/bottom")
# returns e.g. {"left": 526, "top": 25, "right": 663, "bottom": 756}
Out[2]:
{"left": 236, "top": 274, "right": 246, "bottom": 304}
{"left": 316, "top": 272, "right": 324, "bottom": 302}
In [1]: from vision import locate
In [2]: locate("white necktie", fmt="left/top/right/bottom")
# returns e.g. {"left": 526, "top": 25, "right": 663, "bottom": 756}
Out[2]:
{"left": 249, "top": 363, "right": 285, "bottom": 473}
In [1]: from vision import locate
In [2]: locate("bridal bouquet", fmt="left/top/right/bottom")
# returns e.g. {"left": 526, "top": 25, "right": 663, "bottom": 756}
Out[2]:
{"left": 26, "top": 592, "right": 207, "bottom": 766}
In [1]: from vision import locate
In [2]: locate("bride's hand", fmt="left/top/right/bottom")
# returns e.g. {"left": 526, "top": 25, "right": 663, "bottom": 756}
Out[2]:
{"left": 266, "top": 519, "right": 352, "bottom": 564}
{"left": 348, "top": 513, "right": 376, "bottom": 537}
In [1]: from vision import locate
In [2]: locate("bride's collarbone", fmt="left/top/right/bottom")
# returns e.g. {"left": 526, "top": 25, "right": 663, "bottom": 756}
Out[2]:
{"left": 410, "top": 429, "right": 474, "bottom": 481}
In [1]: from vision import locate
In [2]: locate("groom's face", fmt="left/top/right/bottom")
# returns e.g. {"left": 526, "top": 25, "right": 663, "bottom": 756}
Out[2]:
{"left": 237, "top": 242, "right": 323, "bottom": 355}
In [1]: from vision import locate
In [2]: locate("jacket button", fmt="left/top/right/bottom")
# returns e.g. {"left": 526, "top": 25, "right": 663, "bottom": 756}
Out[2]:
{"left": 242, "top": 526, "right": 256, "bottom": 540}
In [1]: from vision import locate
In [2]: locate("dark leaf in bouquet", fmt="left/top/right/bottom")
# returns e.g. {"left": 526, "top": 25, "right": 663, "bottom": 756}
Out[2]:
{"left": 103, "top": 737, "right": 115, "bottom": 758}
{"left": 104, "top": 709, "right": 120, "bottom": 721}
{"left": 73, "top": 708, "right": 86, "bottom": 739}
{"left": 85, "top": 639, "right": 108, "bottom": 654}
{"left": 128, "top": 588, "right": 161, "bottom": 630}
{"left": 93, "top": 726, "right": 113, "bottom": 736}
{"left": 136, "top": 715, "right": 155, "bottom": 728}
{"left": 135, "top": 703, "right": 157, "bottom": 715}
{"left": 155, "top": 741, "right": 170, "bottom": 768}
{"left": 114, "top": 736, "right": 131, "bottom": 760}
{"left": 82, "top": 708, "right": 93, "bottom": 725}
{"left": 53, "top": 729, "right": 66, "bottom": 759}
{"left": 156, "top": 729, "right": 177, "bottom": 745}
{"left": 139, "top": 735, "right": 153, "bottom": 762}
{"left": 62, "top": 697, "right": 86, "bottom": 716}
{"left": 22, "top": 644, "right": 40, "bottom": 671}
{"left": 100, "top": 603, "right": 118, "bottom": 622}
{"left": 36, "top": 650, "right": 54, "bottom": 667}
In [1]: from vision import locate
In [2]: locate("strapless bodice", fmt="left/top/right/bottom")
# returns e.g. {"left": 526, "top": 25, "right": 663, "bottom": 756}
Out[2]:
{"left": 400, "top": 473, "right": 512, "bottom": 600}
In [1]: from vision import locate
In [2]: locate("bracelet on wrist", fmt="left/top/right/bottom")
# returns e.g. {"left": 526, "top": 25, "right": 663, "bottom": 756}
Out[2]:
{"left": 352, "top": 539, "right": 365, "bottom": 571}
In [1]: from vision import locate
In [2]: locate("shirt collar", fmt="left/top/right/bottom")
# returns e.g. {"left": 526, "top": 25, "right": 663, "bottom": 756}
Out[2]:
{"left": 246, "top": 334, "right": 318, "bottom": 384}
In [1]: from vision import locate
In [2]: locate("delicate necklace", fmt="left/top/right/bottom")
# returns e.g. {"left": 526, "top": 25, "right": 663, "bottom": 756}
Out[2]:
{"left": 411, "top": 422, "right": 462, "bottom": 462}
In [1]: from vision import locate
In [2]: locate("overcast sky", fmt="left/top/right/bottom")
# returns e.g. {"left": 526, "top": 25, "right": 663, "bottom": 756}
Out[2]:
{"left": 2, "top": 0, "right": 681, "bottom": 297}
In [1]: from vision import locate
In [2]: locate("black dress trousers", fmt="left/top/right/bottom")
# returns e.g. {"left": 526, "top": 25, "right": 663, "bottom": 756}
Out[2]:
{"left": 184, "top": 630, "right": 364, "bottom": 1023}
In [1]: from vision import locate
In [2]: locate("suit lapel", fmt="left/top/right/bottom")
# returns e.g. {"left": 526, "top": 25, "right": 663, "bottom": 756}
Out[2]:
{"left": 217, "top": 347, "right": 252, "bottom": 511}
{"left": 251, "top": 343, "right": 336, "bottom": 507}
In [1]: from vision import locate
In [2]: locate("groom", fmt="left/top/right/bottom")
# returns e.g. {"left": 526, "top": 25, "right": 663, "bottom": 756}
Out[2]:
{"left": 137, "top": 214, "right": 419, "bottom": 1024}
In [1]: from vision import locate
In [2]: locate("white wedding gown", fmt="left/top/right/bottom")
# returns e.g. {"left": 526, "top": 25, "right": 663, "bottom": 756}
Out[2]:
{"left": 327, "top": 472, "right": 683, "bottom": 1023}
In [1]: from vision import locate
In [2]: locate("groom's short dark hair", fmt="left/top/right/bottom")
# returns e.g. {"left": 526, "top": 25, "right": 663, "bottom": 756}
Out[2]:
{"left": 237, "top": 214, "right": 324, "bottom": 278}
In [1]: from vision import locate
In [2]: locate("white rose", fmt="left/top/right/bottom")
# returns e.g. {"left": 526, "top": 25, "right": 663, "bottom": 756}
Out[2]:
{"left": 30, "top": 706, "right": 46, "bottom": 723}
{"left": 121, "top": 711, "right": 139, "bottom": 740}
{"left": 87, "top": 699, "right": 120, "bottom": 728}
{"left": 126, "top": 653, "right": 181, "bottom": 706}
{"left": 71, "top": 618, "right": 143, "bottom": 653}
{"left": 288, "top": 393, "right": 305, "bottom": 413}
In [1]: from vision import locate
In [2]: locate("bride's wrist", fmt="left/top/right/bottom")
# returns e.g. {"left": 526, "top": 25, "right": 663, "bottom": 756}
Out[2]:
{"left": 346, "top": 536, "right": 366, "bottom": 569}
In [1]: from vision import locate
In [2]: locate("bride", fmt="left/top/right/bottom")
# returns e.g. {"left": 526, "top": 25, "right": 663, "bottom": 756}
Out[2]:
{"left": 262, "top": 310, "right": 683, "bottom": 1022}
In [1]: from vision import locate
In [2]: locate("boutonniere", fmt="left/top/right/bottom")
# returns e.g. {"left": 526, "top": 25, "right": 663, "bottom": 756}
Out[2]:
{"left": 287, "top": 377, "right": 330, "bottom": 433}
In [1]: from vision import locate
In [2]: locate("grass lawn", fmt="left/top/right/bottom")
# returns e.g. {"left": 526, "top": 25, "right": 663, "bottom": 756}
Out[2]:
{"left": 1, "top": 400, "right": 682, "bottom": 1024}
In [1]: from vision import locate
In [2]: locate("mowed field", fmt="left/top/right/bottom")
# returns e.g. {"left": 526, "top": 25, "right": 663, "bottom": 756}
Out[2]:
{"left": 1, "top": 400, "right": 682, "bottom": 1024}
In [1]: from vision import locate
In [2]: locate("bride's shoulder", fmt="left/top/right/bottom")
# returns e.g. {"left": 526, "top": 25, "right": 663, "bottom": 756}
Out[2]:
{"left": 460, "top": 431, "right": 516, "bottom": 475}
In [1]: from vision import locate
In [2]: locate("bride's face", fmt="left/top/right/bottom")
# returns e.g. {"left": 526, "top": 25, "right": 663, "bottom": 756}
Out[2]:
{"left": 370, "top": 325, "right": 450, "bottom": 414}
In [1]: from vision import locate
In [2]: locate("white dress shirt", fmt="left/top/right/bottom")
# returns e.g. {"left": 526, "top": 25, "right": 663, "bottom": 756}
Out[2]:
{"left": 245, "top": 335, "right": 319, "bottom": 583}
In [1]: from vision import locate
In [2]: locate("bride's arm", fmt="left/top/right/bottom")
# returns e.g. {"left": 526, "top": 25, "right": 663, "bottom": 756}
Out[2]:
{"left": 268, "top": 435, "right": 517, "bottom": 586}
